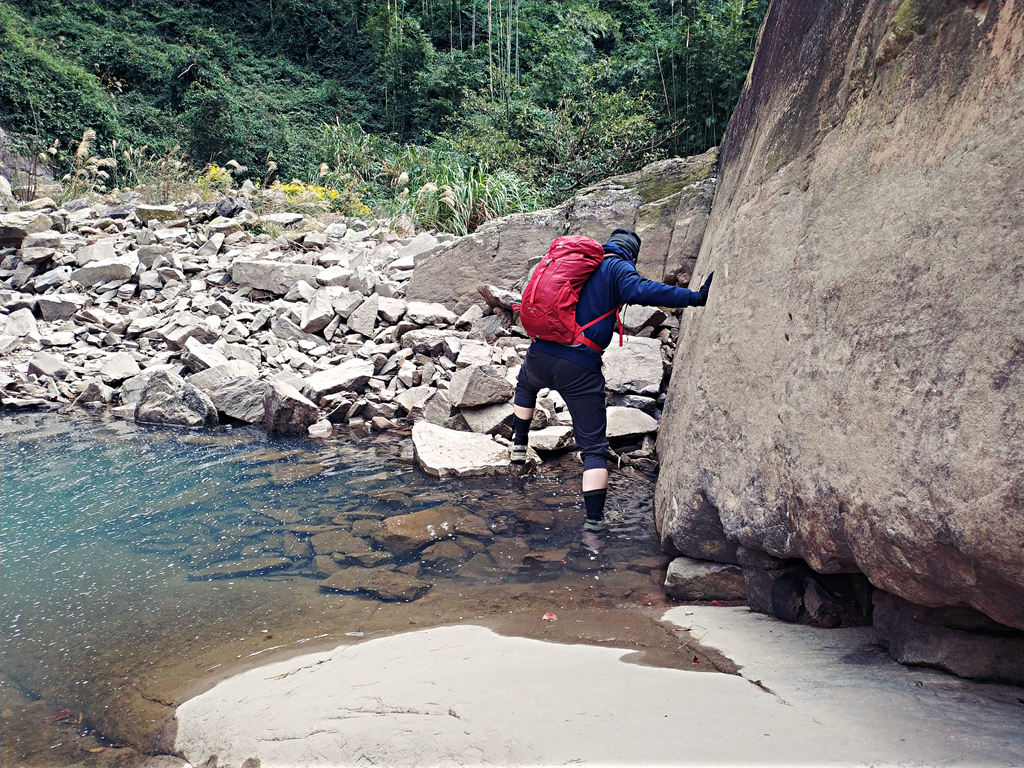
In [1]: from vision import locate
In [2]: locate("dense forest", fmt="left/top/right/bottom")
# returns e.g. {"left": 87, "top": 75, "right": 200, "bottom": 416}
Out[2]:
{"left": 1, "top": 0, "right": 765, "bottom": 230}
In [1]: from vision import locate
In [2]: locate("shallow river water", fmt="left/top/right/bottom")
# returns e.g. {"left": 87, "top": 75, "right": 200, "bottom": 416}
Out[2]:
{"left": 1, "top": 411, "right": 705, "bottom": 766}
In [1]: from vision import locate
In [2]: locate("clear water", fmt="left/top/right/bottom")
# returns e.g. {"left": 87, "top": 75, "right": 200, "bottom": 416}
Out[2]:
{"left": 1, "top": 410, "right": 663, "bottom": 763}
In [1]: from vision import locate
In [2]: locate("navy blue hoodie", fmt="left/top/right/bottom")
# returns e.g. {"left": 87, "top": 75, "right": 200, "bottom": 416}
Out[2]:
{"left": 531, "top": 241, "right": 704, "bottom": 372}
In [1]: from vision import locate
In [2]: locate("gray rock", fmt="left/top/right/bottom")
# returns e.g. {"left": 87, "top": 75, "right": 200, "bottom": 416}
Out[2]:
{"left": 399, "top": 328, "right": 451, "bottom": 356}
{"left": 187, "top": 361, "right": 261, "bottom": 391}
{"left": 28, "top": 351, "right": 71, "bottom": 380}
{"left": 603, "top": 336, "right": 664, "bottom": 395}
{"left": 75, "top": 379, "right": 115, "bottom": 405}
{"left": 412, "top": 421, "right": 509, "bottom": 478}
{"left": 0, "top": 211, "right": 53, "bottom": 248}
{"left": 319, "top": 567, "right": 431, "bottom": 602}
{"left": 263, "top": 380, "right": 319, "bottom": 434}
{"left": 606, "top": 406, "right": 658, "bottom": 439}
{"left": 655, "top": 0, "right": 1024, "bottom": 632}
{"left": 377, "top": 296, "right": 408, "bottom": 324}
{"left": 100, "top": 352, "right": 142, "bottom": 385}
{"left": 346, "top": 293, "right": 379, "bottom": 337}
{"left": 21, "top": 229, "right": 62, "bottom": 250}
{"left": 406, "top": 300, "right": 457, "bottom": 326}
{"left": 202, "top": 376, "right": 270, "bottom": 423}
{"left": 621, "top": 305, "right": 668, "bottom": 333}
{"left": 873, "top": 592, "right": 1024, "bottom": 685}
{"left": 18, "top": 246, "right": 55, "bottom": 265}
{"left": 461, "top": 402, "right": 514, "bottom": 435}
{"left": 1, "top": 307, "right": 38, "bottom": 337}
{"left": 259, "top": 212, "right": 304, "bottom": 227}
{"left": 73, "top": 241, "right": 117, "bottom": 266}
{"left": 300, "top": 292, "right": 335, "bottom": 333}
{"left": 664, "top": 557, "right": 746, "bottom": 601}
{"left": 230, "top": 259, "right": 322, "bottom": 295}
{"left": 528, "top": 424, "right": 575, "bottom": 451}
{"left": 448, "top": 364, "right": 514, "bottom": 408}
{"left": 135, "top": 370, "right": 218, "bottom": 427}
{"left": 37, "top": 293, "right": 87, "bottom": 321}
{"left": 195, "top": 231, "right": 225, "bottom": 259}
{"left": 303, "top": 358, "right": 374, "bottom": 401}
{"left": 395, "top": 385, "right": 434, "bottom": 415}
{"left": 69, "top": 255, "right": 139, "bottom": 288}
{"left": 32, "top": 265, "right": 73, "bottom": 291}
{"left": 181, "top": 337, "right": 230, "bottom": 373}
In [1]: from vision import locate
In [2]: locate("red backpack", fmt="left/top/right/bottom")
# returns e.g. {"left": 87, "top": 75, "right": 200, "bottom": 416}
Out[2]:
{"left": 514, "top": 235, "right": 621, "bottom": 353}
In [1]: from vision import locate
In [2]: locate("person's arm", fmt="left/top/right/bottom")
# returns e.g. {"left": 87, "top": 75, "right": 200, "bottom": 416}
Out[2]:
{"left": 611, "top": 259, "right": 714, "bottom": 308}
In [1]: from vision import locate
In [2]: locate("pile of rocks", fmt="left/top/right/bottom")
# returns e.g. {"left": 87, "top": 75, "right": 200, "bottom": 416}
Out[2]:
{"left": 0, "top": 195, "right": 682, "bottom": 475}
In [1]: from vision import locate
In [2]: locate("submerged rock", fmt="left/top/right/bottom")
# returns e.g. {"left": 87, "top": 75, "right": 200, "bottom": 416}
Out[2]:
{"left": 319, "top": 566, "right": 432, "bottom": 602}
{"left": 411, "top": 421, "right": 509, "bottom": 478}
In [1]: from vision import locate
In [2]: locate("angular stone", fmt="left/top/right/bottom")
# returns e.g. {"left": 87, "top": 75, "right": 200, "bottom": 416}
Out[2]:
{"left": 259, "top": 212, "right": 304, "bottom": 227}
{"left": 603, "top": 336, "right": 664, "bottom": 395}
{"left": 136, "top": 204, "right": 181, "bottom": 221}
{"left": 263, "top": 380, "right": 319, "bottom": 435}
{"left": 529, "top": 424, "right": 575, "bottom": 451}
{"left": 195, "top": 231, "right": 225, "bottom": 260}
{"left": 406, "top": 300, "right": 457, "bottom": 326}
{"left": 448, "top": 364, "right": 514, "bottom": 408}
{"left": 319, "top": 567, "right": 431, "bottom": 602}
{"left": 316, "top": 265, "right": 352, "bottom": 287}
{"left": 189, "top": 557, "right": 293, "bottom": 581}
{"left": 412, "top": 421, "right": 509, "bottom": 478}
{"left": 33, "top": 265, "right": 73, "bottom": 291}
{"left": 421, "top": 540, "right": 470, "bottom": 571}
{"left": 399, "top": 328, "right": 451, "bottom": 356}
{"left": 187, "top": 361, "right": 262, "bottom": 391}
{"left": 873, "top": 592, "right": 1024, "bottom": 685}
{"left": 28, "top": 351, "right": 71, "bottom": 380}
{"left": 21, "top": 229, "right": 62, "bottom": 250}
{"left": 310, "top": 529, "right": 368, "bottom": 557}
{"left": 377, "top": 296, "right": 407, "bottom": 324}
{"left": 395, "top": 385, "right": 434, "bottom": 415}
{"left": 100, "top": 352, "right": 142, "bottom": 385}
{"left": 664, "top": 557, "right": 746, "bottom": 601}
{"left": 346, "top": 294, "right": 379, "bottom": 337}
{"left": 75, "top": 379, "right": 115, "bottom": 405}
{"left": 18, "top": 246, "right": 55, "bottom": 265}
{"left": 0, "top": 211, "right": 53, "bottom": 248}
{"left": 135, "top": 370, "right": 219, "bottom": 428}
{"left": 303, "top": 358, "right": 374, "bottom": 401}
{"left": 230, "top": 259, "right": 322, "bottom": 295}
{"left": 621, "top": 305, "right": 668, "bottom": 333}
{"left": 181, "top": 337, "right": 231, "bottom": 373}
{"left": 202, "top": 376, "right": 269, "bottom": 424}
{"left": 1, "top": 308, "right": 38, "bottom": 337}
{"left": 74, "top": 241, "right": 117, "bottom": 266}
{"left": 461, "top": 402, "right": 514, "bottom": 435}
{"left": 300, "top": 293, "right": 335, "bottom": 334}
{"left": 70, "top": 255, "right": 139, "bottom": 288}
{"left": 606, "top": 406, "right": 659, "bottom": 439}
{"left": 37, "top": 293, "right": 87, "bottom": 321}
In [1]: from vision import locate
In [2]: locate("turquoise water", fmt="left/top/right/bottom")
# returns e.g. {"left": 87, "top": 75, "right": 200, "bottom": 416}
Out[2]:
{"left": 1, "top": 410, "right": 660, "bottom": 763}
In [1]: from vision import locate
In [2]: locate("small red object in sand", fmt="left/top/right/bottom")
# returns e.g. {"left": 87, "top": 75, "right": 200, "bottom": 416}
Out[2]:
{"left": 711, "top": 600, "right": 723, "bottom": 606}
{"left": 50, "top": 708, "right": 73, "bottom": 722}
{"left": 692, "top": 656, "right": 700, "bottom": 664}
{"left": 542, "top": 612, "right": 558, "bottom": 622}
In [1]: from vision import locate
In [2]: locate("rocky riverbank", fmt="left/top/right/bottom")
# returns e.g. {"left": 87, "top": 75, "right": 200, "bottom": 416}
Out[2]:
{"left": 0, "top": 195, "right": 679, "bottom": 475}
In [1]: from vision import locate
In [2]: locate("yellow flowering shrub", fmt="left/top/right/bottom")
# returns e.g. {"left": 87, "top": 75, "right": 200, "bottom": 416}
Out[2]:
{"left": 270, "top": 179, "right": 370, "bottom": 217}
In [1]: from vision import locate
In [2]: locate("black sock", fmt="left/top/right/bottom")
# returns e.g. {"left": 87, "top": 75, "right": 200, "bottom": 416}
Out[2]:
{"left": 583, "top": 489, "right": 607, "bottom": 530}
{"left": 512, "top": 415, "right": 531, "bottom": 445}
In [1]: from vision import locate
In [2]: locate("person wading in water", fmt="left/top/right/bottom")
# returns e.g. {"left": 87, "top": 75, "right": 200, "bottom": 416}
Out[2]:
{"left": 510, "top": 228, "right": 713, "bottom": 551}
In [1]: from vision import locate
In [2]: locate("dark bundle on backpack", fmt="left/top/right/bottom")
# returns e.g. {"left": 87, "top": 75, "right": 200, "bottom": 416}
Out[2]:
{"left": 513, "top": 235, "right": 620, "bottom": 353}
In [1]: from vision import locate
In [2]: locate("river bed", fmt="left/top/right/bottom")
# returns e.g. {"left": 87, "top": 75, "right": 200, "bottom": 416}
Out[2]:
{"left": 1, "top": 410, "right": 719, "bottom": 767}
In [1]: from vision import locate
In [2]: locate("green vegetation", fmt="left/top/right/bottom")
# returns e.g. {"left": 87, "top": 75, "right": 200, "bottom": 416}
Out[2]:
{"left": 1, "top": 0, "right": 765, "bottom": 231}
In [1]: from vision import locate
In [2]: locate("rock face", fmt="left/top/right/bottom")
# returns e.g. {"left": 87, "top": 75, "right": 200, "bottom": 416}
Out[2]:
{"left": 406, "top": 149, "right": 717, "bottom": 312}
{"left": 656, "top": 0, "right": 1024, "bottom": 647}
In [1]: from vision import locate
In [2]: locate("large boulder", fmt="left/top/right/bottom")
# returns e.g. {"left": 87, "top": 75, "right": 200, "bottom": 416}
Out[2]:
{"left": 263, "top": 380, "right": 319, "bottom": 434}
{"left": 229, "top": 259, "right": 322, "bottom": 295}
{"left": 655, "top": 0, "right": 1024, "bottom": 635}
{"left": 135, "top": 371, "right": 218, "bottom": 428}
{"left": 405, "top": 150, "right": 717, "bottom": 313}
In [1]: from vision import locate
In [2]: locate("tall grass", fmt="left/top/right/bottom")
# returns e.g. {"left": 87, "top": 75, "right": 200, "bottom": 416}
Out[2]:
{"left": 322, "top": 121, "right": 539, "bottom": 235}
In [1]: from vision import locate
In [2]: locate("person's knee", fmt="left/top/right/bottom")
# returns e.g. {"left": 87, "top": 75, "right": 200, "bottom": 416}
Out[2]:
{"left": 513, "top": 390, "right": 537, "bottom": 409}
{"left": 582, "top": 451, "right": 608, "bottom": 472}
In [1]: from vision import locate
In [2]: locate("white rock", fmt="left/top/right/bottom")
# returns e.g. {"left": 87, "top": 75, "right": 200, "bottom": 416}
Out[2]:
{"left": 603, "top": 335, "right": 664, "bottom": 395}
{"left": 412, "top": 421, "right": 510, "bottom": 478}
{"left": 69, "top": 254, "right": 140, "bottom": 288}
{"left": 606, "top": 406, "right": 659, "bottom": 438}
{"left": 529, "top": 424, "right": 575, "bottom": 451}
{"left": 347, "top": 294, "right": 379, "bottom": 337}
{"left": 73, "top": 241, "right": 117, "bottom": 266}
{"left": 406, "top": 300, "right": 457, "bottom": 326}
{"left": 100, "top": 352, "right": 142, "bottom": 385}
{"left": 230, "top": 259, "right": 323, "bottom": 295}
{"left": 303, "top": 358, "right": 375, "bottom": 401}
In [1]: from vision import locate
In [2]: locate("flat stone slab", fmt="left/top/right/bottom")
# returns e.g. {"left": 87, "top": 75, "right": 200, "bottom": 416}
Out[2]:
{"left": 172, "top": 615, "right": 1024, "bottom": 768}
{"left": 412, "top": 421, "right": 509, "bottom": 478}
